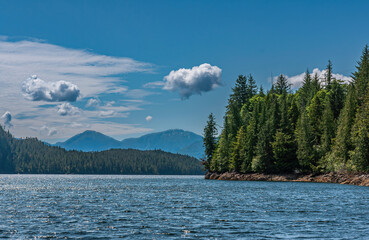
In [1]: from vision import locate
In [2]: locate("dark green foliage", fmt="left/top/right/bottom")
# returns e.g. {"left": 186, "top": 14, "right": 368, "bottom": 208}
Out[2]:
{"left": 320, "top": 97, "right": 335, "bottom": 159}
{"left": 272, "top": 130, "right": 297, "bottom": 173}
{"left": 327, "top": 79, "right": 346, "bottom": 119}
{"left": 300, "top": 69, "right": 313, "bottom": 106}
{"left": 327, "top": 85, "right": 357, "bottom": 171}
{"left": 229, "top": 126, "right": 246, "bottom": 172}
{"left": 296, "top": 109, "right": 315, "bottom": 172}
{"left": 0, "top": 128, "right": 13, "bottom": 173}
{"left": 353, "top": 45, "right": 369, "bottom": 106}
{"left": 203, "top": 113, "right": 218, "bottom": 170}
{"left": 229, "top": 75, "right": 248, "bottom": 110}
{"left": 274, "top": 74, "right": 290, "bottom": 95}
{"left": 349, "top": 87, "right": 369, "bottom": 172}
{"left": 0, "top": 126, "right": 203, "bottom": 175}
{"left": 206, "top": 45, "right": 369, "bottom": 174}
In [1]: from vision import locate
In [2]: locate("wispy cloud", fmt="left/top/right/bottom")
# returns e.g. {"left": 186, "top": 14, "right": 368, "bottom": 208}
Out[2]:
{"left": 99, "top": 110, "right": 116, "bottom": 117}
{"left": 0, "top": 37, "right": 154, "bottom": 140}
{"left": 163, "top": 63, "right": 222, "bottom": 99}
{"left": 143, "top": 81, "right": 165, "bottom": 88}
{"left": 0, "top": 38, "right": 152, "bottom": 99}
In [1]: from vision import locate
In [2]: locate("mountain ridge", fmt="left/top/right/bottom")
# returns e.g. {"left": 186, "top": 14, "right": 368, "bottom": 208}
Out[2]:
{"left": 53, "top": 129, "right": 204, "bottom": 159}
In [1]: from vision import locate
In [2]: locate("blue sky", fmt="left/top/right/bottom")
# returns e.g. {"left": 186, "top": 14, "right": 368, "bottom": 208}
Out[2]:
{"left": 0, "top": 0, "right": 369, "bottom": 142}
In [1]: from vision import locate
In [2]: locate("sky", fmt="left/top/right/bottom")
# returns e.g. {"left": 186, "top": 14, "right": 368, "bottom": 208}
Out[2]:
{"left": 0, "top": 0, "right": 369, "bottom": 143}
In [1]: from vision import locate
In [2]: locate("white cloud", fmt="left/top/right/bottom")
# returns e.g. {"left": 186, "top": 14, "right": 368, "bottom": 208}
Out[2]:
{"left": 22, "top": 75, "right": 80, "bottom": 102}
{"left": 105, "top": 101, "right": 115, "bottom": 107}
{"left": 146, "top": 115, "right": 153, "bottom": 122}
{"left": 106, "top": 86, "right": 128, "bottom": 94}
{"left": 284, "top": 68, "right": 352, "bottom": 88}
{"left": 86, "top": 98, "right": 101, "bottom": 108}
{"left": 57, "top": 103, "right": 81, "bottom": 116}
{"left": 68, "top": 122, "right": 88, "bottom": 128}
{"left": 143, "top": 81, "right": 165, "bottom": 88}
{"left": 99, "top": 110, "right": 116, "bottom": 117}
{"left": 30, "top": 125, "right": 58, "bottom": 137}
{"left": 1, "top": 111, "right": 12, "bottom": 129}
{"left": 163, "top": 63, "right": 222, "bottom": 99}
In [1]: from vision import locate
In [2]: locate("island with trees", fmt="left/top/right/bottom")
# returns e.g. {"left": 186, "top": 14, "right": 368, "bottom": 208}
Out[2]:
{"left": 203, "top": 46, "right": 369, "bottom": 186}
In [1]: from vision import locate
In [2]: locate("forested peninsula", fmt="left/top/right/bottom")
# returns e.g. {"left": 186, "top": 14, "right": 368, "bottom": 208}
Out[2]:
{"left": 0, "top": 126, "right": 203, "bottom": 175}
{"left": 203, "top": 46, "right": 369, "bottom": 186}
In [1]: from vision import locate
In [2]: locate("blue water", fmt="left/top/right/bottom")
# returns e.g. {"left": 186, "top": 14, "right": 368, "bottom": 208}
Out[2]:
{"left": 0, "top": 175, "right": 368, "bottom": 239}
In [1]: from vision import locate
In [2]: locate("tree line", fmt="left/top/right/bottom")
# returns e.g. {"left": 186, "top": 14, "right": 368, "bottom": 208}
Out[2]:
{"left": 203, "top": 46, "right": 369, "bottom": 174}
{"left": 0, "top": 127, "right": 203, "bottom": 175}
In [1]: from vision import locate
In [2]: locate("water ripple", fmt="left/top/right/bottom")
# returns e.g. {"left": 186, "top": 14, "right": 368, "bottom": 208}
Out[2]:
{"left": 0, "top": 175, "right": 368, "bottom": 239}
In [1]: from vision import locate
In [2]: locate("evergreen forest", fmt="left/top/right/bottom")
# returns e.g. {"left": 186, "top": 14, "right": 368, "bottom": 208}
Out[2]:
{"left": 203, "top": 46, "right": 369, "bottom": 174}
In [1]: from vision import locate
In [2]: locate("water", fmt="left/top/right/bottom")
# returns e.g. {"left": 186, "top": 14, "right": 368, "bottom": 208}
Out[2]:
{"left": 0, "top": 175, "right": 368, "bottom": 239}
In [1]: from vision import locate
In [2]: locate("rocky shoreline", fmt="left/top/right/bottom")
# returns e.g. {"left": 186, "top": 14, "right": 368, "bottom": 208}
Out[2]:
{"left": 205, "top": 171, "right": 369, "bottom": 187}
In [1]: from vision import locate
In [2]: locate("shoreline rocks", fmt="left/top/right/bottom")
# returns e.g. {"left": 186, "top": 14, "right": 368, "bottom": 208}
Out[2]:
{"left": 205, "top": 171, "right": 369, "bottom": 187}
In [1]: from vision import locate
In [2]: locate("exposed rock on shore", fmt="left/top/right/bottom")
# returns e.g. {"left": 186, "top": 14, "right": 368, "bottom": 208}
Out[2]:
{"left": 205, "top": 172, "right": 369, "bottom": 187}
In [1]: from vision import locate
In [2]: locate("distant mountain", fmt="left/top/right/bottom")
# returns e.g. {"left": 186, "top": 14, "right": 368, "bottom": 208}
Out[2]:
{"left": 177, "top": 140, "right": 204, "bottom": 160}
{"left": 55, "top": 130, "right": 122, "bottom": 152}
{"left": 53, "top": 129, "right": 204, "bottom": 159}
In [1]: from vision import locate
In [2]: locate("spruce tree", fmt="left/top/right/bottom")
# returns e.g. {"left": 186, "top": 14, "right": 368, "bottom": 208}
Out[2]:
{"left": 296, "top": 109, "right": 315, "bottom": 173}
{"left": 325, "top": 60, "right": 333, "bottom": 87}
{"left": 229, "top": 75, "right": 248, "bottom": 109}
{"left": 272, "top": 130, "right": 297, "bottom": 173}
{"left": 275, "top": 74, "right": 290, "bottom": 95}
{"left": 230, "top": 126, "right": 246, "bottom": 172}
{"left": 320, "top": 96, "right": 335, "bottom": 159}
{"left": 203, "top": 113, "right": 218, "bottom": 171}
{"left": 301, "top": 69, "right": 312, "bottom": 105}
{"left": 246, "top": 74, "right": 258, "bottom": 99}
{"left": 353, "top": 45, "right": 369, "bottom": 106}
{"left": 311, "top": 72, "right": 321, "bottom": 96}
{"left": 213, "top": 116, "right": 232, "bottom": 172}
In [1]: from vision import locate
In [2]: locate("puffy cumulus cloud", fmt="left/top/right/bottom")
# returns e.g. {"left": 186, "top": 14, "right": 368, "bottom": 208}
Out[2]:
{"left": 145, "top": 115, "right": 153, "bottom": 122}
{"left": 57, "top": 103, "right": 81, "bottom": 116}
{"left": 22, "top": 75, "right": 80, "bottom": 102}
{"left": 163, "top": 63, "right": 222, "bottom": 99}
{"left": 285, "top": 68, "right": 352, "bottom": 88}
{"left": 86, "top": 98, "right": 101, "bottom": 108}
{"left": 1, "top": 111, "right": 12, "bottom": 128}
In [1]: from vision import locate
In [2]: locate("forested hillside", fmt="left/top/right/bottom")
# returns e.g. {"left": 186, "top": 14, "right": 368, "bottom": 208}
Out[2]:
{"left": 0, "top": 127, "right": 203, "bottom": 175}
{"left": 203, "top": 46, "right": 369, "bottom": 174}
